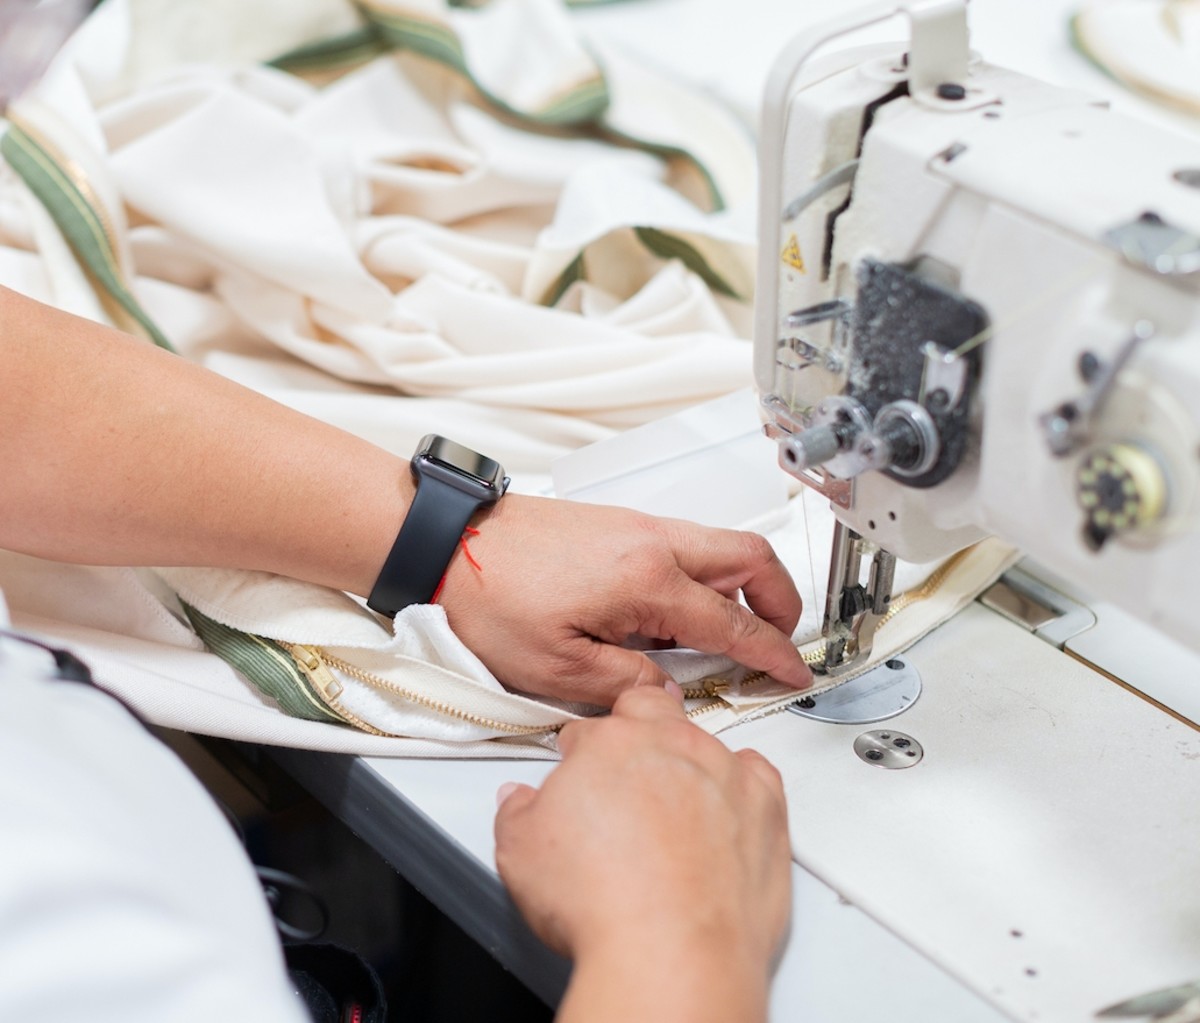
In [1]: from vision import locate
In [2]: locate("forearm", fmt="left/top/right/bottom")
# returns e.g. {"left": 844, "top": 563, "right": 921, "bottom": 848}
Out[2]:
{"left": 0, "top": 286, "right": 407, "bottom": 596}
{"left": 558, "top": 936, "right": 770, "bottom": 1023}
{"left": 2, "top": 288, "right": 809, "bottom": 701}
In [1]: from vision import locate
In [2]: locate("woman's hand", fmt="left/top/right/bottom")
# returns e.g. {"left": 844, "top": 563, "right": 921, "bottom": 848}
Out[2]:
{"left": 439, "top": 494, "right": 812, "bottom": 703}
{"left": 494, "top": 685, "right": 793, "bottom": 1023}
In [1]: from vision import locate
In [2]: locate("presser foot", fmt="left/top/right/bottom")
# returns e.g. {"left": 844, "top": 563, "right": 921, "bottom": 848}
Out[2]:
{"left": 789, "top": 655, "right": 922, "bottom": 723}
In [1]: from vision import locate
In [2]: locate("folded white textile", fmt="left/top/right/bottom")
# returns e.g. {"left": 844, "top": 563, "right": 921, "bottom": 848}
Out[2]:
{"left": 1072, "top": 0, "right": 1200, "bottom": 116}
{"left": 0, "top": 0, "right": 1016, "bottom": 756}
{"left": 1, "top": 496, "right": 1016, "bottom": 758}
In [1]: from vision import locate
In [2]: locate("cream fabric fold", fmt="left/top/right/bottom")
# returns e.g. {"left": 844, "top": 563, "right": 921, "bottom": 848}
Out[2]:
{"left": 422, "top": 0, "right": 599, "bottom": 113}
{"left": 0, "top": 0, "right": 767, "bottom": 754}
{"left": 644, "top": 499, "right": 1019, "bottom": 730}
{"left": 0, "top": 0, "right": 1015, "bottom": 756}
{"left": 157, "top": 564, "right": 585, "bottom": 742}
{"left": 20, "top": 9, "right": 759, "bottom": 448}
{"left": 1072, "top": 0, "right": 1200, "bottom": 116}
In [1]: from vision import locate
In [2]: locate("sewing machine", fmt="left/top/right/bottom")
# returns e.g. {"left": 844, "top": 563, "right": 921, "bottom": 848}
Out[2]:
{"left": 259, "top": 8, "right": 1200, "bottom": 1021}
{"left": 746, "top": 3, "right": 1200, "bottom": 1020}
{"left": 755, "top": 0, "right": 1200, "bottom": 676}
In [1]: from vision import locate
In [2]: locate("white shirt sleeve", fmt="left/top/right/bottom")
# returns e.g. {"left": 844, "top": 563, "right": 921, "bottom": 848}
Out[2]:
{"left": 0, "top": 631, "right": 309, "bottom": 1023}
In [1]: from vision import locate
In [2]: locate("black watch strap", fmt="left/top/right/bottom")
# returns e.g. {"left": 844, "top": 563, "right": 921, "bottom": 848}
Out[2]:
{"left": 367, "top": 483, "right": 483, "bottom": 615}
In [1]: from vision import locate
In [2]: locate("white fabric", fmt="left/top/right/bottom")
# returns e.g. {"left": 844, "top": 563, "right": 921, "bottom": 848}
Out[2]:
{"left": 1073, "top": 0, "right": 1200, "bottom": 114}
{"left": 6, "top": 0, "right": 759, "bottom": 467}
{"left": 444, "top": 0, "right": 599, "bottom": 112}
{"left": 0, "top": 0, "right": 768, "bottom": 753}
{"left": 0, "top": 0, "right": 1012, "bottom": 755}
{"left": 161, "top": 564, "right": 584, "bottom": 741}
{"left": 0, "top": 631, "right": 307, "bottom": 1023}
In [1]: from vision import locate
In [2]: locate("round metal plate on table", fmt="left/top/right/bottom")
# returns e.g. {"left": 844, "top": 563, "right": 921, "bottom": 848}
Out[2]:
{"left": 853, "top": 729, "right": 924, "bottom": 769}
{"left": 786, "top": 656, "right": 922, "bottom": 724}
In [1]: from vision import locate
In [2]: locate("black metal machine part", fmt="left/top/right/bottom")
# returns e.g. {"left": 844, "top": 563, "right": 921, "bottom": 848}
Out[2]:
{"left": 846, "top": 258, "right": 987, "bottom": 488}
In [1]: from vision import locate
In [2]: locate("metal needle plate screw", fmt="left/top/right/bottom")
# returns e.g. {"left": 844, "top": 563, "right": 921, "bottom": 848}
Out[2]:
{"left": 853, "top": 729, "right": 924, "bottom": 768}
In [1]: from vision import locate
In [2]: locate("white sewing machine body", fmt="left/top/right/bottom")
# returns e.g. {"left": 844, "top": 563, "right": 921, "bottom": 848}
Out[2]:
{"left": 755, "top": 3, "right": 1200, "bottom": 658}
{"left": 748, "top": 5, "right": 1200, "bottom": 1021}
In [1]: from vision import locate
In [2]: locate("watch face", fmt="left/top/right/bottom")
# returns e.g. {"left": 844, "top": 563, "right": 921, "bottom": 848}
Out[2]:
{"left": 420, "top": 434, "right": 506, "bottom": 491}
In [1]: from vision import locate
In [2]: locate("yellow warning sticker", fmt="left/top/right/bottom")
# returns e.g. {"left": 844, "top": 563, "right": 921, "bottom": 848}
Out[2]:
{"left": 781, "top": 234, "right": 806, "bottom": 273}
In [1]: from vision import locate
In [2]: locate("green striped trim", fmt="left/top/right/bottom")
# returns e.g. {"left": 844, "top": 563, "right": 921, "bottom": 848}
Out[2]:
{"left": 265, "top": 4, "right": 725, "bottom": 209}
{"left": 368, "top": 7, "right": 470, "bottom": 76}
{"left": 269, "top": 26, "right": 389, "bottom": 74}
{"left": 1067, "top": 14, "right": 1115, "bottom": 86}
{"left": 539, "top": 228, "right": 741, "bottom": 307}
{"left": 604, "top": 128, "right": 724, "bottom": 212}
{"left": 363, "top": 4, "right": 610, "bottom": 126}
{"left": 540, "top": 250, "right": 586, "bottom": 306}
{"left": 634, "top": 227, "right": 741, "bottom": 298}
{"left": 0, "top": 124, "right": 176, "bottom": 352}
{"left": 182, "top": 603, "right": 348, "bottom": 726}
{"left": 364, "top": 6, "right": 721, "bottom": 207}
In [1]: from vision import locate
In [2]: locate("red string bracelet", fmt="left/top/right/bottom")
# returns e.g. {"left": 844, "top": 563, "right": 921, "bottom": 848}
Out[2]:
{"left": 430, "top": 526, "right": 482, "bottom": 604}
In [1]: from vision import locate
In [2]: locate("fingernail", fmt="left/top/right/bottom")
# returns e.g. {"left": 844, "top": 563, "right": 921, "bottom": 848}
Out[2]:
{"left": 664, "top": 679, "right": 684, "bottom": 703}
{"left": 777, "top": 660, "right": 814, "bottom": 691}
{"left": 496, "top": 781, "right": 520, "bottom": 808}
{"left": 795, "top": 664, "right": 815, "bottom": 691}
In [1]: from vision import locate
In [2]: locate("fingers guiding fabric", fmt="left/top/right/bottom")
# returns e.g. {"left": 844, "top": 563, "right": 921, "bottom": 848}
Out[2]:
{"left": 669, "top": 527, "right": 803, "bottom": 637}
{"left": 738, "top": 557, "right": 804, "bottom": 638}
{"left": 555, "top": 684, "right": 687, "bottom": 759}
{"left": 581, "top": 641, "right": 674, "bottom": 700}
{"left": 611, "top": 683, "right": 690, "bottom": 723}
{"left": 657, "top": 577, "right": 813, "bottom": 689}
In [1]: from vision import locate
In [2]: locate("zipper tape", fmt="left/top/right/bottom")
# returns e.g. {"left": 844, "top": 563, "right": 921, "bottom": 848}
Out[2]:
{"left": 183, "top": 604, "right": 351, "bottom": 728}
{"left": 281, "top": 642, "right": 564, "bottom": 737}
{"left": 1, "top": 118, "right": 175, "bottom": 352}
{"left": 682, "top": 537, "right": 1020, "bottom": 732}
{"left": 174, "top": 537, "right": 1016, "bottom": 742}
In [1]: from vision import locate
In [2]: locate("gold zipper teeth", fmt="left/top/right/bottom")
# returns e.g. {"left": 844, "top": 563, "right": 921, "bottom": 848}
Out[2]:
{"left": 685, "top": 698, "right": 725, "bottom": 719}
{"left": 7, "top": 116, "right": 152, "bottom": 342}
{"left": 287, "top": 550, "right": 976, "bottom": 734}
{"left": 294, "top": 645, "right": 558, "bottom": 736}
{"left": 316, "top": 697, "right": 388, "bottom": 736}
{"left": 679, "top": 679, "right": 729, "bottom": 700}
{"left": 249, "top": 634, "right": 356, "bottom": 721}
{"left": 686, "top": 546, "right": 977, "bottom": 692}
{"left": 877, "top": 546, "right": 972, "bottom": 621}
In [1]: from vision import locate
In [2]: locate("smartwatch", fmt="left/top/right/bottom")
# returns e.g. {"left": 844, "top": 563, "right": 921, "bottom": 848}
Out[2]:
{"left": 367, "top": 435, "right": 510, "bottom": 616}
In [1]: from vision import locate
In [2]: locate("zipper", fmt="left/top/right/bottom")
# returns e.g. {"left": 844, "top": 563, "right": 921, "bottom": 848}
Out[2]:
{"left": 679, "top": 678, "right": 728, "bottom": 700}
{"left": 684, "top": 545, "right": 977, "bottom": 702}
{"left": 283, "top": 643, "right": 345, "bottom": 700}
{"left": 8, "top": 115, "right": 125, "bottom": 281}
{"left": 875, "top": 545, "right": 971, "bottom": 622}
{"left": 278, "top": 547, "right": 979, "bottom": 734}
{"left": 279, "top": 642, "right": 559, "bottom": 737}
{"left": 679, "top": 678, "right": 728, "bottom": 720}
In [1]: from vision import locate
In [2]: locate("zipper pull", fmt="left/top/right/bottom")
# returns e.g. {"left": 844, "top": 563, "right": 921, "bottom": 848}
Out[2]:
{"left": 284, "top": 643, "right": 344, "bottom": 701}
{"left": 681, "top": 678, "right": 729, "bottom": 700}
